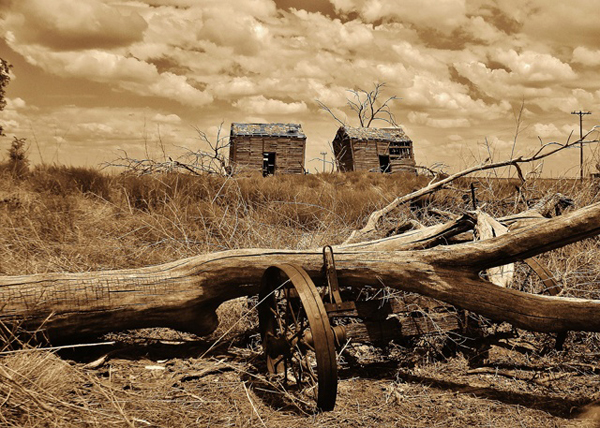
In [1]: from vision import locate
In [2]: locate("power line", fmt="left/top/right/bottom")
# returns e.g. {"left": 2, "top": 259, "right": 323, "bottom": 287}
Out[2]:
{"left": 571, "top": 110, "right": 592, "bottom": 180}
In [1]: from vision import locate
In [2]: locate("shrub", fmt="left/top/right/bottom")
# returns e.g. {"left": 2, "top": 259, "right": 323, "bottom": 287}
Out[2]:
{"left": 1, "top": 136, "right": 29, "bottom": 179}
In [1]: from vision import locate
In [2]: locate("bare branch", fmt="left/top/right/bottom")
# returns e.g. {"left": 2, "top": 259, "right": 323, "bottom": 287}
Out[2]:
{"left": 316, "top": 100, "right": 347, "bottom": 127}
{"left": 103, "top": 123, "right": 232, "bottom": 176}
{"left": 318, "top": 82, "right": 401, "bottom": 129}
{"left": 344, "top": 132, "right": 600, "bottom": 244}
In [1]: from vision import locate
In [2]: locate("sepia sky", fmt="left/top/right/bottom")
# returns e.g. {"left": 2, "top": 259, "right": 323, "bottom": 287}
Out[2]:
{"left": 1, "top": 0, "right": 600, "bottom": 175}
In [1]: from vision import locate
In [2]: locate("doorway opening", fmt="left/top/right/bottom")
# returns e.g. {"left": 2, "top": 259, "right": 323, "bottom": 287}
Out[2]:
{"left": 378, "top": 155, "right": 391, "bottom": 173}
{"left": 263, "top": 152, "right": 276, "bottom": 176}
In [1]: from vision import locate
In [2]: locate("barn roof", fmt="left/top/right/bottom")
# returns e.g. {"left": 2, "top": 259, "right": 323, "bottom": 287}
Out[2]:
{"left": 231, "top": 123, "right": 306, "bottom": 138}
{"left": 340, "top": 126, "right": 411, "bottom": 143}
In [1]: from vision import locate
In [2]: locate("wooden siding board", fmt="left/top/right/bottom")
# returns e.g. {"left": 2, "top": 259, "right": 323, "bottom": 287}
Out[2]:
{"left": 230, "top": 134, "right": 305, "bottom": 175}
{"left": 332, "top": 126, "right": 416, "bottom": 173}
{"left": 352, "top": 139, "right": 380, "bottom": 171}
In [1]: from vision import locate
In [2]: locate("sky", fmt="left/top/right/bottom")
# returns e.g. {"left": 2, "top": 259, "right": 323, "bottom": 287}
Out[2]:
{"left": 1, "top": 0, "right": 600, "bottom": 176}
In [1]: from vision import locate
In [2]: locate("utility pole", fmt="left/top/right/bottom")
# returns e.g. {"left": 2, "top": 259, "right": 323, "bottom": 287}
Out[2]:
{"left": 320, "top": 151, "right": 327, "bottom": 173}
{"left": 571, "top": 110, "right": 592, "bottom": 180}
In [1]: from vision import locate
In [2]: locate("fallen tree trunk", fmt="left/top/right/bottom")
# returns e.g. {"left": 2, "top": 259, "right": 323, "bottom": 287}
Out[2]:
{"left": 1, "top": 202, "right": 600, "bottom": 343}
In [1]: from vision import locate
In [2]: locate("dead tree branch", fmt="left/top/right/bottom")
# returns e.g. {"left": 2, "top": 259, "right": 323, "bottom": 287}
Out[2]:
{"left": 317, "top": 82, "right": 400, "bottom": 128}
{"left": 344, "top": 132, "right": 600, "bottom": 244}
{"left": 103, "top": 123, "right": 232, "bottom": 176}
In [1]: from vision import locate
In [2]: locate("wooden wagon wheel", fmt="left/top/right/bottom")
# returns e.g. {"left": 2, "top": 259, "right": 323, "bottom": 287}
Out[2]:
{"left": 258, "top": 263, "right": 338, "bottom": 411}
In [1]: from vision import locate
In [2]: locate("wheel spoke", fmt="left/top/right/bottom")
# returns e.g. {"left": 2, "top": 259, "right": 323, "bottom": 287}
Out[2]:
{"left": 259, "top": 264, "right": 338, "bottom": 411}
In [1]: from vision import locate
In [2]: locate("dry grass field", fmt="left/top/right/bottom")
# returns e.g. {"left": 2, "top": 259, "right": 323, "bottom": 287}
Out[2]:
{"left": 1, "top": 164, "right": 600, "bottom": 427}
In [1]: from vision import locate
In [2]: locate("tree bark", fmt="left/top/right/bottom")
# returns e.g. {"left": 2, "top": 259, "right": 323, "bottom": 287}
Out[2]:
{"left": 1, "top": 202, "right": 600, "bottom": 343}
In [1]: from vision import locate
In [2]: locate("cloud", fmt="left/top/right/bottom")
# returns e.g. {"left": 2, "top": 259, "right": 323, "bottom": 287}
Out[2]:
{"left": 211, "top": 77, "right": 259, "bottom": 98}
{"left": 401, "top": 74, "right": 511, "bottom": 122}
{"left": 77, "top": 122, "right": 116, "bottom": 136}
{"left": 234, "top": 96, "right": 308, "bottom": 115}
{"left": 466, "top": 16, "right": 505, "bottom": 43}
{"left": 133, "top": 0, "right": 278, "bottom": 56}
{"left": 517, "top": 1, "right": 600, "bottom": 49}
{"left": 5, "top": 97, "right": 26, "bottom": 110}
{"left": 0, "top": 103, "right": 202, "bottom": 165}
{"left": 329, "top": 0, "right": 467, "bottom": 34}
{"left": 154, "top": 0, "right": 277, "bottom": 18}
{"left": 391, "top": 42, "right": 445, "bottom": 73}
{"left": 492, "top": 49, "right": 576, "bottom": 82}
{"left": 0, "top": 98, "right": 33, "bottom": 132}
{"left": 5, "top": 0, "right": 147, "bottom": 50}
{"left": 531, "top": 123, "right": 562, "bottom": 139}
{"left": 5, "top": 46, "right": 213, "bottom": 106}
{"left": 407, "top": 111, "right": 470, "bottom": 128}
{"left": 573, "top": 47, "right": 600, "bottom": 67}
{"left": 152, "top": 113, "right": 182, "bottom": 124}
{"left": 452, "top": 53, "right": 576, "bottom": 104}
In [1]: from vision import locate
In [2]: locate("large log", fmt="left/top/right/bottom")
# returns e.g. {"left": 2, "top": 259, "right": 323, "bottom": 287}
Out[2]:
{"left": 1, "top": 202, "right": 600, "bottom": 343}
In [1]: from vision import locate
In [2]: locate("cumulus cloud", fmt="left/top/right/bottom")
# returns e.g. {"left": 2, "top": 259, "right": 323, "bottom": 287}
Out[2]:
{"left": 401, "top": 74, "right": 511, "bottom": 122}
{"left": 329, "top": 0, "right": 467, "bottom": 33}
{"left": 531, "top": 123, "right": 563, "bottom": 139}
{"left": 466, "top": 16, "right": 505, "bottom": 43}
{"left": 211, "top": 77, "right": 258, "bottom": 98}
{"left": 5, "top": 0, "right": 147, "bottom": 50}
{"left": 408, "top": 111, "right": 470, "bottom": 128}
{"left": 573, "top": 47, "right": 600, "bottom": 67}
{"left": 5, "top": 46, "right": 213, "bottom": 106}
{"left": 513, "top": 1, "right": 600, "bottom": 49}
{"left": 5, "top": 97, "right": 27, "bottom": 110}
{"left": 492, "top": 49, "right": 576, "bottom": 82}
{"left": 234, "top": 96, "right": 308, "bottom": 115}
{"left": 453, "top": 57, "right": 571, "bottom": 103}
{"left": 152, "top": 113, "right": 182, "bottom": 124}
{"left": 391, "top": 42, "right": 444, "bottom": 73}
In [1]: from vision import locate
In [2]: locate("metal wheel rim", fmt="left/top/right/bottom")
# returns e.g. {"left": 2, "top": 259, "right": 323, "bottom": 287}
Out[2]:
{"left": 258, "top": 263, "right": 338, "bottom": 411}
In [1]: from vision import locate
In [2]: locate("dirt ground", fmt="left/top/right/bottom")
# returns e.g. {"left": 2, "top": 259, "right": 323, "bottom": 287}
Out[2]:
{"left": 5, "top": 307, "right": 599, "bottom": 428}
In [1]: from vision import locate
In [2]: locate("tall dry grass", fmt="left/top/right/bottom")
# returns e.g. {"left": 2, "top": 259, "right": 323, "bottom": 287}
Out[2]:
{"left": 1, "top": 165, "right": 600, "bottom": 426}
{"left": 0, "top": 167, "right": 431, "bottom": 274}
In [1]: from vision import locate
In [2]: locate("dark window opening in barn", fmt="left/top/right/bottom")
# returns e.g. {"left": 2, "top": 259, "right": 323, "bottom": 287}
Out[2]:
{"left": 263, "top": 152, "right": 276, "bottom": 176}
{"left": 379, "top": 155, "right": 391, "bottom": 173}
{"left": 389, "top": 141, "right": 411, "bottom": 158}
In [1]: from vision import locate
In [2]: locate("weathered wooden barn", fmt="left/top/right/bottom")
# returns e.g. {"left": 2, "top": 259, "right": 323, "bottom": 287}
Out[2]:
{"left": 332, "top": 126, "right": 416, "bottom": 173}
{"left": 229, "top": 123, "right": 307, "bottom": 176}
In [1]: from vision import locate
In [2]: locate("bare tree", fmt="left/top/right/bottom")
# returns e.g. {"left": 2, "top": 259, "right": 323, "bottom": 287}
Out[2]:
{"left": 183, "top": 122, "right": 231, "bottom": 176}
{"left": 317, "top": 83, "right": 400, "bottom": 128}
{"left": 105, "top": 123, "right": 232, "bottom": 176}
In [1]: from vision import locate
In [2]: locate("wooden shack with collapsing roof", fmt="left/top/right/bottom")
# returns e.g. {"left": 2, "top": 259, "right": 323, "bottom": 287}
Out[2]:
{"left": 332, "top": 126, "right": 416, "bottom": 173}
{"left": 229, "top": 123, "right": 307, "bottom": 176}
